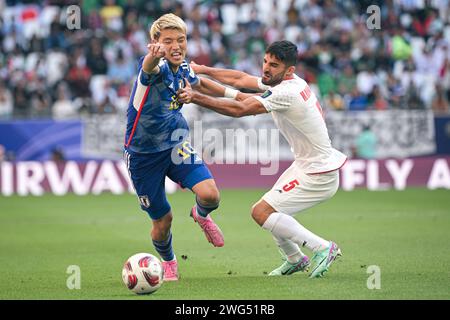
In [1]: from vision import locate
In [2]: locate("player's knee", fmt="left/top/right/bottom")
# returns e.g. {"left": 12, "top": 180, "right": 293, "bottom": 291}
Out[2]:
{"left": 251, "top": 201, "right": 274, "bottom": 226}
{"left": 251, "top": 203, "right": 265, "bottom": 226}
{"left": 197, "top": 188, "right": 220, "bottom": 207}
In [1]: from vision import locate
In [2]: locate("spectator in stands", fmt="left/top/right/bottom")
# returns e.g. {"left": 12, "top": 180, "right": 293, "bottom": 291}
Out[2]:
{"left": 107, "top": 49, "right": 135, "bottom": 86}
{"left": 355, "top": 124, "right": 377, "bottom": 159}
{"left": 66, "top": 48, "right": 92, "bottom": 98}
{"left": 126, "top": 20, "right": 148, "bottom": 56}
{"left": 386, "top": 72, "right": 405, "bottom": 109}
{"left": 45, "top": 20, "right": 68, "bottom": 50}
{"left": 324, "top": 91, "right": 345, "bottom": 111}
{"left": 405, "top": 79, "right": 424, "bottom": 109}
{"left": 12, "top": 78, "right": 31, "bottom": 118}
{"left": 187, "top": 27, "right": 211, "bottom": 67}
{"left": 337, "top": 65, "right": 356, "bottom": 97}
{"left": 372, "top": 86, "right": 389, "bottom": 111}
{"left": 317, "top": 69, "right": 336, "bottom": 98}
{"left": 357, "top": 66, "right": 378, "bottom": 97}
{"left": 87, "top": 38, "right": 108, "bottom": 75}
{"left": 348, "top": 88, "right": 369, "bottom": 111}
{"left": 30, "top": 77, "right": 52, "bottom": 118}
{"left": 208, "top": 20, "right": 229, "bottom": 66}
{"left": 0, "top": 81, "right": 13, "bottom": 119}
{"left": 431, "top": 84, "right": 450, "bottom": 114}
{"left": 391, "top": 29, "right": 412, "bottom": 61}
{"left": 0, "top": 1, "right": 449, "bottom": 119}
{"left": 86, "top": 7, "right": 103, "bottom": 31}
{"left": 52, "top": 82, "right": 78, "bottom": 119}
{"left": 411, "top": 7, "right": 438, "bottom": 39}
{"left": 95, "top": 80, "right": 118, "bottom": 115}
{"left": 100, "top": 0, "right": 124, "bottom": 32}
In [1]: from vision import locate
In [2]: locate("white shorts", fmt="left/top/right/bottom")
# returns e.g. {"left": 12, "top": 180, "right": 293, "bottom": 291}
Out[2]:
{"left": 262, "top": 162, "right": 339, "bottom": 215}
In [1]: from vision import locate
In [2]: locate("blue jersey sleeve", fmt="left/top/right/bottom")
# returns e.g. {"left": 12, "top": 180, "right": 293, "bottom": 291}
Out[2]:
{"left": 186, "top": 64, "right": 200, "bottom": 86}
{"left": 178, "top": 61, "right": 199, "bottom": 86}
{"left": 139, "top": 58, "right": 170, "bottom": 86}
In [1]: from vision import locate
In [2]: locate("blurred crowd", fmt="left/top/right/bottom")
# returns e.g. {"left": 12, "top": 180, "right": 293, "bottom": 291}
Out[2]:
{"left": 1, "top": 0, "right": 450, "bottom": 120}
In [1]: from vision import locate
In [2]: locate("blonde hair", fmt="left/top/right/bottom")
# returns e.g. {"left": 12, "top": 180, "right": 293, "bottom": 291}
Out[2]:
{"left": 149, "top": 13, "right": 187, "bottom": 41}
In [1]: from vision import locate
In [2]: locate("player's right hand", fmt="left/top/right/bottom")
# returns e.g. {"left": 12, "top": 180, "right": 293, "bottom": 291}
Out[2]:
{"left": 147, "top": 43, "right": 166, "bottom": 59}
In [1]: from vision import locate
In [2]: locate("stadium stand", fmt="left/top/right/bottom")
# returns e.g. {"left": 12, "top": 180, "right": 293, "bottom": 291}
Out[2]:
{"left": 0, "top": 0, "right": 450, "bottom": 120}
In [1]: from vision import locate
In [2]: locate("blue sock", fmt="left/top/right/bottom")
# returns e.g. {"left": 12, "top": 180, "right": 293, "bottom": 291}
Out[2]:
{"left": 152, "top": 231, "right": 174, "bottom": 262}
{"left": 196, "top": 197, "right": 219, "bottom": 218}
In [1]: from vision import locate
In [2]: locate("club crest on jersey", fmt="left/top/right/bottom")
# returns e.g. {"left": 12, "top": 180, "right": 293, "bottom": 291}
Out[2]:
{"left": 261, "top": 90, "right": 272, "bottom": 99}
{"left": 138, "top": 195, "right": 151, "bottom": 208}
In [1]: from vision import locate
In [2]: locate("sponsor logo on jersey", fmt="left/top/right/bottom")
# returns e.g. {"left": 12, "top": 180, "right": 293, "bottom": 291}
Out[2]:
{"left": 261, "top": 90, "right": 272, "bottom": 99}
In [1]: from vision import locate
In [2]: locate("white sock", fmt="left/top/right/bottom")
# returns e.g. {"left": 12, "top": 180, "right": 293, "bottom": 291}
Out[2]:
{"left": 272, "top": 235, "right": 305, "bottom": 263}
{"left": 262, "top": 212, "right": 329, "bottom": 252}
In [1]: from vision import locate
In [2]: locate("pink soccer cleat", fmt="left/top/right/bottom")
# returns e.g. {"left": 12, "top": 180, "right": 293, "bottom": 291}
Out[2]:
{"left": 190, "top": 206, "right": 224, "bottom": 247}
{"left": 162, "top": 259, "right": 179, "bottom": 281}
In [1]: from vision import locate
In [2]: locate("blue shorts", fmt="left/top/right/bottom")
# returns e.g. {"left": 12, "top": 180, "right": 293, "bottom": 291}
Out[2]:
{"left": 123, "top": 141, "right": 213, "bottom": 220}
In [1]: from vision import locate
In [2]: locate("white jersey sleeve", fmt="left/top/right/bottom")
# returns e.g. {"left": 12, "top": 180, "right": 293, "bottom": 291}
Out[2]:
{"left": 254, "top": 86, "right": 297, "bottom": 112}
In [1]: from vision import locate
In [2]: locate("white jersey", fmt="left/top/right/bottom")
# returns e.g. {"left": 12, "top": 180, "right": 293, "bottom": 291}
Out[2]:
{"left": 254, "top": 74, "right": 347, "bottom": 174}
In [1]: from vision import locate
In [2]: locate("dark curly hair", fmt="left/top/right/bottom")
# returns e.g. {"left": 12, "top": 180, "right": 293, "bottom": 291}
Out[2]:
{"left": 265, "top": 40, "right": 298, "bottom": 67}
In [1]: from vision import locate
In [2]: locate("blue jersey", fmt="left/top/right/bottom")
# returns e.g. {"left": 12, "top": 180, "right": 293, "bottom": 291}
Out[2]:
{"left": 124, "top": 57, "right": 200, "bottom": 153}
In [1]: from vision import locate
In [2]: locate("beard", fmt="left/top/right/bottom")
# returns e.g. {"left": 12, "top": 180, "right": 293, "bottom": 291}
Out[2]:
{"left": 261, "top": 71, "right": 286, "bottom": 86}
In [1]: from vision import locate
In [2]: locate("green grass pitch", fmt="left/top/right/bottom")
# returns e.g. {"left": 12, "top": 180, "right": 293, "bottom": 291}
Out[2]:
{"left": 0, "top": 188, "right": 449, "bottom": 300}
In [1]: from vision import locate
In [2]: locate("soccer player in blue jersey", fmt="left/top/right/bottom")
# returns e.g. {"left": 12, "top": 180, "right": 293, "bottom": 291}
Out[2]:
{"left": 123, "top": 14, "right": 231, "bottom": 281}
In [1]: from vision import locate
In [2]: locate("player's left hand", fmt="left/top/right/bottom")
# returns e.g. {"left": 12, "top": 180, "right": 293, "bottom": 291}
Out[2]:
{"left": 177, "top": 79, "right": 193, "bottom": 104}
{"left": 189, "top": 61, "right": 206, "bottom": 74}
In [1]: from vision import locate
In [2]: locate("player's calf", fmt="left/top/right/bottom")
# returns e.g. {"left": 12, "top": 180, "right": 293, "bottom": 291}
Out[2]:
{"left": 151, "top": 213, "right": 176, "bottom": 268}
{"left": 151, "top": 213, "right": 173, "bottom": 240}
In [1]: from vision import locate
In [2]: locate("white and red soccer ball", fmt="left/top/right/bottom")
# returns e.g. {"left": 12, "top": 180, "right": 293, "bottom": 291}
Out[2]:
{"left": 122, "top": 253, "right": 164, "bottom": 294}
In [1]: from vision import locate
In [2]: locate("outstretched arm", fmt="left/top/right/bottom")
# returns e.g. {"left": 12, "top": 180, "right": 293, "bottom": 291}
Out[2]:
{"left": 191, "top": 62, "right": 266, "bottom": 92}
{"left": 191, "top": 77, "right": 257, "bottom": 101}
{"left": 142, "top": 42, "right": 166, "bottom": 74}
{"left": 193, "top": 77, "right": 226, "bottom": 97}
{"left": 178, "top": 81, "right": 267, "bottom": 118}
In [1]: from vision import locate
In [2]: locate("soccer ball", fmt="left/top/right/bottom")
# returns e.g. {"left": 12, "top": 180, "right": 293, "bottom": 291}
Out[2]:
{"left": 122, "top": 253, "right": 164, "bottom": 295}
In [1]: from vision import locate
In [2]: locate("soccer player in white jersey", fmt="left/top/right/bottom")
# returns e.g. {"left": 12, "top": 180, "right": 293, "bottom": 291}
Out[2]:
{"left": 177, "top": 40, "right": 347, "bottom": 278}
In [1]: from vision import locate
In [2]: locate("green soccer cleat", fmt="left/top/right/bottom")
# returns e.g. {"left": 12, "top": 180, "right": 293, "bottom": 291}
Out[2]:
{"left": 309, "top": 241, "right": 341, "bottom": 279}
{"left": 269, "top": 255, "right": 310, "bottom": 276}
